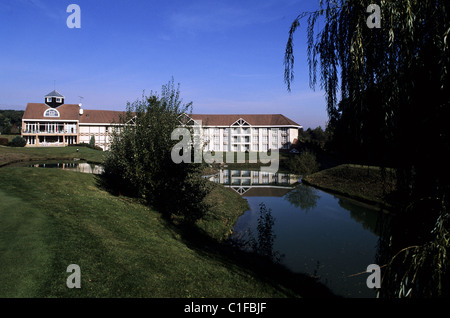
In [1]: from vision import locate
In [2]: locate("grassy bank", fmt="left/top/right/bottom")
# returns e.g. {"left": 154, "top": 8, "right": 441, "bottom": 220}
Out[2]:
{"left": 0, "top": 167, "right": 333, "bottom": 297}
{"left": 302, "top": 164, "right": 396, "bottom": 209}
{"left": 0, "top": 145, "right": 105, "bottom": 167}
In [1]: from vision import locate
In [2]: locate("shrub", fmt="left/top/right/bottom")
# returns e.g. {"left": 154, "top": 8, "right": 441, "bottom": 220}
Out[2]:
{"left": 0, "top": 138, "right": 8, "bottom": 146}
{"left": 9, "top": 136, "right": 26, "bottom": 147}
{"left": 287, "top": 150, "right": 320, "bottom": 177}
{"left": 102, "top": 79, "right": 211, "bottom": 224}
{"left": 89, "top": 136, "right": 95, "bottom": 148}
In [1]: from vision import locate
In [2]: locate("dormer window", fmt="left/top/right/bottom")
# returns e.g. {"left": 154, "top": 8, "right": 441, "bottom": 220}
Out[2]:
{"left": 47, "top": 97, "right": 52, "bottom": 102}
{"left": 44, "top": 108, "right": 60, "bottom": 117}
{"left": 56, "top": 98, "right": 62, "bottom": 103}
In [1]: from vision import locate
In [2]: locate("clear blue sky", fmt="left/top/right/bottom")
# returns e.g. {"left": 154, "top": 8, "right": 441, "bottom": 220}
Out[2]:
{"left": 0, "top": 0, "right": 328, "bottom": 129}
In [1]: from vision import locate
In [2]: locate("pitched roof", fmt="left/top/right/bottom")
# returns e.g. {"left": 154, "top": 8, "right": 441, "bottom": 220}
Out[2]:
{"left": 23, "top": 103, "right": 80, "bottom": 120}
{"left": 45, "top": 90, "right": 65, "bottom": 98}
{"left": 22, "top": 104, "right": 300, "bottom": 127}
{"left": 22, "top": 103, "right": 126, "bottom": 123}
{"left": 79, "top": 109, "right": 125, "bottom": 124}
{"left": 188, "top": 114, "right": 301, "bottom": 127}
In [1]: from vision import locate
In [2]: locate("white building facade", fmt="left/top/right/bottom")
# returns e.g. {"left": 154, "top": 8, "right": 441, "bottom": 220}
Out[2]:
{"left": 22, "top": 92, "right": 301, "bottom": 152}
{"left": 187, "top": 114, "right": 301, "bottom": 153}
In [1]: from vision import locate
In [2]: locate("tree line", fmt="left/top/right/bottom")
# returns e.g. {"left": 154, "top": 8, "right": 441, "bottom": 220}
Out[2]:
{"left": 0, "top": 110, "right": 23, "bottom": 134}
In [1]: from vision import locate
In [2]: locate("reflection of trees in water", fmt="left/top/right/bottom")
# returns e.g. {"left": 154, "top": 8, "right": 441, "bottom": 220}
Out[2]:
{"left": 229, "top": 203, "right": 283, "bottom": 264}
{"left": 284, "top": 184, "right": 320, "bottom": 212}
{"left": 337, "top": 198, "right": 386, "bottom": 236}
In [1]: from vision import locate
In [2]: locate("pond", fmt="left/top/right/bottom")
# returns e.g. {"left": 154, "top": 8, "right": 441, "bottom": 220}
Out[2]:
{"left": 17, "top": 161, "right": 104, "bottom": 174}
{"left": 207, "top": 169, "right": 383, "bottom": 298}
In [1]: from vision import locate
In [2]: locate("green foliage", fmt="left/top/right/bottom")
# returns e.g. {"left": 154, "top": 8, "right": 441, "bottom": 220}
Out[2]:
{"left": 1, "top": 118, "right": 12, "bottom": 135}
{"left": 287, "top": 150, "right": 320, "bottom": 177}
{"left": 0, "top": 110, "right": 23, "bottom": 134}
{"left": 0, "top": 138, "right": 8, "bottom": 146}
{"left": 89, "top": 135, "right": 95, "bottom": 148}
{"left": 69, "top": 142, "right": 103, "bottom": 151}
{"left": 102, "top": 79, "right": 211, "bottom": 224}
{"left": 253, "top": 203, "right": 277, "bottom": 260}
{"left": 285, "top": 0, "right": 449, "bottom": 297}
{"left": 9, "top": 136, "right": 26, "bottom": 147}
{"left": 297, "top": 126, "right": 332, "bottom": 155}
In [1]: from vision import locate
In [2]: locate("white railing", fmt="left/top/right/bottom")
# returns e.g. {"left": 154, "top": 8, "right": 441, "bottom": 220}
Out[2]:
{"left": 22, "top": 130, "right": 77, "bottom": 134}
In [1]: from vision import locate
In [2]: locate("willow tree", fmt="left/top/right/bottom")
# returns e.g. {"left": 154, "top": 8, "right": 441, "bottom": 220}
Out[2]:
{"left": 285, "top": 0, "right": 449, "bottom": 297}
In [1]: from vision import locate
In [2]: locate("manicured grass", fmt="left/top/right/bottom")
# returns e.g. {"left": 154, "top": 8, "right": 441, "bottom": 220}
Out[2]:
{"left": 0, "top": 145, "right": 105, "bottom": 167}
{"left": 0, "top": 167, "right": 324, "bottom": 298}
{"left": 302, "top": 164, "right": 396, "bottom": 209}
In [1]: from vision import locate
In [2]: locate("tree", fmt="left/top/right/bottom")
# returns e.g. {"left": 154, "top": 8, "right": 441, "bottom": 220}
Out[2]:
{"left": 1, "top": 118, "right": 12, "bottom": 135}
{"left": 89, "top": 135, "right": 95, "bottom": 148}
{"left": 285, "top": 1, "right": 449, "bottom": 297}
{"left": 9, "top": 136, "right": 26, "bottom": 147}
{"left": 287, "top": 149, "right": 320, "bottom": 177}
{"left": 102, "top": 79, "right": 211, "bottom": 224}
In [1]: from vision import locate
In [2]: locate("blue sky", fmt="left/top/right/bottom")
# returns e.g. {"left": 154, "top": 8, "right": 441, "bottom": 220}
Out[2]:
{"left": 0, "top": 0, "right": 328, "bottom": 128}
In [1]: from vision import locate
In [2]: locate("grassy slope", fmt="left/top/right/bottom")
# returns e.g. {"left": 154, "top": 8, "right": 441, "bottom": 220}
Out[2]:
{"left": 0, "top": 146, "right": 105, "bottom": 167}
{"left": 302, "top": 164, "right": 396, "bottom": 209}
{"left": 0, "top": 167, "right": 315, "bottom": 298}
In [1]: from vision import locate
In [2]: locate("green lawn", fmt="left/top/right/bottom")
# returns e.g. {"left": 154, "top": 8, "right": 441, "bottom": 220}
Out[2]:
{"left": 0, "top": 167, "right": 330, "bottom": 298}
{"left": 302, "top": 164, "right": 397, "bottom": 209}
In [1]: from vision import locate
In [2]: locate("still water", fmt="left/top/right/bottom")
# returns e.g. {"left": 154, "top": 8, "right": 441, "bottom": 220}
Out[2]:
{"left": 208, "top": 169, "right": 382, "bottom": 298}
{"left": 23, "top": 161, "right": 104, "bottom": 174}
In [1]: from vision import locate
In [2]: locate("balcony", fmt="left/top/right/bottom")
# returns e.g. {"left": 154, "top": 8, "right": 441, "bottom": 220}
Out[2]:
{"left": 22, "top": 129, "right": 77, "bottom": 135}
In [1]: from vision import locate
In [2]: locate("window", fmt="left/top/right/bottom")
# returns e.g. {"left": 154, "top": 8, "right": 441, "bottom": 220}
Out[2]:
{"left": 43, "top": 108, "right": 60, "bottom": 117}
{"left": 56, "top": 98, "right": 62, "bottom": 103}
{"left": 46, "top": 97, "right": 52, "bottom": 102}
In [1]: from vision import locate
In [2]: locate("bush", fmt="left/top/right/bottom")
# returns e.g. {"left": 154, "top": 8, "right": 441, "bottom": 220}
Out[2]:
{"left": 0, "top": 138, "right": 8, "bottom": 146}
{"left": 102, "top": 79, "right": 211, "bottom": 224}
{"left": 287, "top": 150, "right": 320, "bottom": 177}
{"left": 68, "top": 142, "right": 103, "bottom": 151}
{"left": 89, "top": 136, "right": 95, "bottom": 148}
{"left": 9, "top": 136, "right": 26, "bottom": 147}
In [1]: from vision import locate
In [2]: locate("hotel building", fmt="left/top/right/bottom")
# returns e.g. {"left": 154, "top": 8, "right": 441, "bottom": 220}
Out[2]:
{"left": 22, "top": 91, "right": 302, "bottom": 151}
{"left": 21, "top": 90, "right": 124, "bottom": 150}
{"left": 187, "top": 114, "right": 301, "bottom": 152}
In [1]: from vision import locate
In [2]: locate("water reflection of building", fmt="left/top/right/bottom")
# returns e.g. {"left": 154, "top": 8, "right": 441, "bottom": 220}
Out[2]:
{"left": 208, "top": 169, "right": 299, "bottom": 196}
{"left": 29, "top": 162, "right": 104, "bottom": 174}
